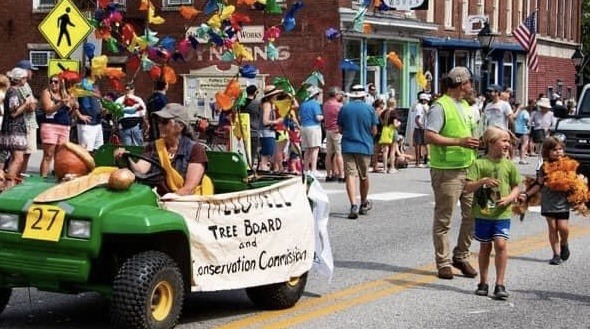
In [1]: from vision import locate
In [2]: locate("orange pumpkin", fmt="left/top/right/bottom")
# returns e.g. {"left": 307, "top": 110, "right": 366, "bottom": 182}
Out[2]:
{"left": 54, "top": 142, "right": 96, "bottom": 181}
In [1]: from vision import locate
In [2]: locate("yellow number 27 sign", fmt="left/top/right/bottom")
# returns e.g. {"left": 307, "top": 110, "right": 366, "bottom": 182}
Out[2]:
{"left": 23, "top": 205, "right": 66, "bottom": 242}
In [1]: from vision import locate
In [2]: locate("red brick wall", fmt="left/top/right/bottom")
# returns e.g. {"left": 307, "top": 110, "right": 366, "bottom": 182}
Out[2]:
{"left": 528, "top": 56, "right": 578, "bottom": 100}
{"left": 1, "top": 0, "right": 343, "bottom": 102}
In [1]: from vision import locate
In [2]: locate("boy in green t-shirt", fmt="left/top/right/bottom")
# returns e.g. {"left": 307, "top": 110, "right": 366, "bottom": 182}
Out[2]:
{"left": 465, "top": 126, "right": 521, "bottom": 300}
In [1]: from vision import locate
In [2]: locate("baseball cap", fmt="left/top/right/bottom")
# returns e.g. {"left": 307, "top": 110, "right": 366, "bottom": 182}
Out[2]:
{"left": 153, "top": 103, "right": 190, "bottom": 125}
{"left": 16, "top": 60, "right": 38, "bottom": 71}
{"left": 419, "top": 93, "right": 430, "bottom": 101}
{"left": 487, "top": 84, "right": 503, "bottom": 92}
{"left": 447, "top": 66, "right": 471, "bottom": 84}
{"left": 6, "top": 67, "right": 28, "bottom": 81}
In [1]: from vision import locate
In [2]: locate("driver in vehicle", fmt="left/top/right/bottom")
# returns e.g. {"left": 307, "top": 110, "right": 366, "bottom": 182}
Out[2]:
{"left": 114, "top": 103, "right": 210, "bottom": 196}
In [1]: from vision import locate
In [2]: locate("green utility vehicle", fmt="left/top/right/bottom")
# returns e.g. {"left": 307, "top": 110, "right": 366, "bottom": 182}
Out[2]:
{"left": 0, "top": 145, "right": 316, "bottom": 329}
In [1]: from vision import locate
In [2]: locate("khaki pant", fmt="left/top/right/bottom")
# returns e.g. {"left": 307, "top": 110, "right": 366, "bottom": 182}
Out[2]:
{"left": 430, "top": 167, "right": 474, "bottom": 269}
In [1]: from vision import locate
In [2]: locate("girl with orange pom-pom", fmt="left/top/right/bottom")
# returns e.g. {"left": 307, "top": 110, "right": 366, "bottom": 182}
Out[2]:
{"left": 519, "top": 137, "right": 590, "bottom": 265}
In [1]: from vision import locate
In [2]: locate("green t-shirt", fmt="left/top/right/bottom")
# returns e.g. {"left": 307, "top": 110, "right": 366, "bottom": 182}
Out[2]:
{"left": 467, "top": 157, "right": 521, "bottom": 219}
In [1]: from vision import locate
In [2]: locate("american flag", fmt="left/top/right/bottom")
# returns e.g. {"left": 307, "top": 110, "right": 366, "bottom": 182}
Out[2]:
{"left": 513, "top": 12, "right": 538, "bottom": 72}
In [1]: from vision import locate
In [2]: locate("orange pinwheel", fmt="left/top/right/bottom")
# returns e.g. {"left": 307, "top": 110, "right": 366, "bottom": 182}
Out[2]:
{"left": 179, "top": 6, "right": 201, "bottom": 20}
{"left": 387, "top": 51, "right": 403, "bottom": 70}
{"left": 225, "top": 78, "right": 241, "bottom": 98}
{"left": 104, "top": 67, "right": 126, "bottom": 80}
{"left": 215, "top": 92, "right": 233, "bottom": 111}
{"left": 139, "top": 0, "right": 149, "bottom": 10}
{"left": 162, "top": 65, "right": 177, "bottom": 84}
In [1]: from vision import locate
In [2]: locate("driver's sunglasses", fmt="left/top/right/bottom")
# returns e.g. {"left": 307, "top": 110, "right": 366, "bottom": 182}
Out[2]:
{"left": 157, "top": 118, "right": 173, "bottom": 125}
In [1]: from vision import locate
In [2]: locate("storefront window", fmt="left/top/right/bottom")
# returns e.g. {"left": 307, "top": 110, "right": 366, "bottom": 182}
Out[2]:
{"left": 502, "top": 53, "right": 513, "bottom": 90}
{"left": 438, "top": 51, "right": 452, "bottom": 90}
{"left": 422, "top": 48, "right": 436, "bottom": 93}
{"left": 343, "top": 39, "right": 362, "bottom": 92}
{"left": 367, "top": 39, "right": 383, "bottom": 94}
{"left": 454, "top": 50, "right": 468, "bottom": 67}
{"left": 385, "top": 41, "right": 402, "bottom": 101}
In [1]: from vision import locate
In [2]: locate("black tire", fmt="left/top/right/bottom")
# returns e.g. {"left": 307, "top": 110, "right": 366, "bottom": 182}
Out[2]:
{"left": 0, "top": 287, "right": 12, "bottom": 314}
{"left": 111, "top": 251, "right": 184, "bottom": 329}
{"left": 246, "top": 272, "right": 308, "bottom": 310}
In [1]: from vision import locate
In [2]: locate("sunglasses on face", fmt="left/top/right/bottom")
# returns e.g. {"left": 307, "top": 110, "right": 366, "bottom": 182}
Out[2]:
{"left": 157, "top": 118, "right": 173, "bottom": 125}
{"left": 50, "top": 80, "right": 59, "bottom": 84}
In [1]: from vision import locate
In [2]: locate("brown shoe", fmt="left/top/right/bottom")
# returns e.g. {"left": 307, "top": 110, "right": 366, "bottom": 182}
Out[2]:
{"left": 452, "top": 260, "right": 478, "bottom": 278}
{"left": 437, "top": 266, "right": 454, "bottom": 279}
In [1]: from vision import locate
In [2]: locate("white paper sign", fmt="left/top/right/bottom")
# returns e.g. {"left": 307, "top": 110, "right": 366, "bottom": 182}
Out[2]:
{"left": 162, "top": 177, "right": 315, "bottom": 292}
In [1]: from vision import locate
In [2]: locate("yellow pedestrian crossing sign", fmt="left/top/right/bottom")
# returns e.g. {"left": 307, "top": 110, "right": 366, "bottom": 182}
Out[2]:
{"left": 38, "top": 0, "right": 93, "bottom": 59}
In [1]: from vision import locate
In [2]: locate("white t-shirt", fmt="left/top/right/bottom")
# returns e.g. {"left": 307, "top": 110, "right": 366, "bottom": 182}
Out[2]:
{"left": 414, "top": 103, "right": 427, "bottom": 128}
{"left": 115, "top": 94, "right": 147, "bottom": 119}
{"left": 483, "top": 100, "right": 512, "bottom": 130}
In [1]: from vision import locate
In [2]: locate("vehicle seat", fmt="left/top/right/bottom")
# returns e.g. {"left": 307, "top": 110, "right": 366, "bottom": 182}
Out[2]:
{"left": 205, "top": 151, "right": 250, "bottom": 193}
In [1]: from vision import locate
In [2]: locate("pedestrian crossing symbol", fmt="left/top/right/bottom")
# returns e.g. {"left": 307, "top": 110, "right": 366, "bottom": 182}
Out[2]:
{"left": 38, "top": 0, "right": 93, "bottom": 59}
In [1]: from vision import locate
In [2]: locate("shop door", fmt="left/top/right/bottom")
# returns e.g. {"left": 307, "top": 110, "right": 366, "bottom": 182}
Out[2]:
{"left": 367, "top": 66, "right": 381, "bottom": 94}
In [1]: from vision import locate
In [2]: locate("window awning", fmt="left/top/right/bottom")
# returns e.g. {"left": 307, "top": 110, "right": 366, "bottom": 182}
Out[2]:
{"left": 422, "top": 37, "right": 524, "bottom": 52}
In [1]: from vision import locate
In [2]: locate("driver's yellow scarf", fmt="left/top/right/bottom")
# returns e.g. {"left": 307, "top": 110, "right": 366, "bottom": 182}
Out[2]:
{"left": 155, "top": 138, "right": 186, "bottom": 193}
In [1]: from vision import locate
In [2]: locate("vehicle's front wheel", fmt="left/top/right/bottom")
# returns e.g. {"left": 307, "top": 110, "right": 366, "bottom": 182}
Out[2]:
{"left": 111, "top": 251, "right": 184, "bottom": 329}
{"left": 246, "top": 272, "right": 308, "bottom": 309}
{"left": 0, "top": 287, "right": 12, "bottom": 314}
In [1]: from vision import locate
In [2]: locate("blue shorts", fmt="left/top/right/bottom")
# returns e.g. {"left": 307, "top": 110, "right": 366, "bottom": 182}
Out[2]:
{"left": 474, "top": 218, "right": 511, "bottom": 242}
{"left": 260, "top": 137, "right": 276, "bottom": 156}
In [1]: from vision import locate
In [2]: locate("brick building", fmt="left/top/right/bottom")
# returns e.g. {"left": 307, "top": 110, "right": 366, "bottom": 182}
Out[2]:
{"left": 415, "top": 0, "right": 582, "bottom": 103}
{"left": 0, "top": 0, "right": 581, "bottom": 116}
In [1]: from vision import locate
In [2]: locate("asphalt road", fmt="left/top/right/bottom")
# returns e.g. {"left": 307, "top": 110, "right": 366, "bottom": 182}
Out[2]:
{"left": 3, "top": 152, "right": 590, "bottom": 328}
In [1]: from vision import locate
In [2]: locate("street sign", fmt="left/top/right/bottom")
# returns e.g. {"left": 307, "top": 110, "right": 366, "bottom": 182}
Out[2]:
{"left": 47, "top": 59, "right": 80, "bottom": 77}
{"left": 38, "top": 0, "right": 93, "bottom": 59}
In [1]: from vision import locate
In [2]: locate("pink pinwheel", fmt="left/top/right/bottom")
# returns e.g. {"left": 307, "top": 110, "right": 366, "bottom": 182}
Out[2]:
{"left": 263, "top": 26, "right": 281, "bottom": 42}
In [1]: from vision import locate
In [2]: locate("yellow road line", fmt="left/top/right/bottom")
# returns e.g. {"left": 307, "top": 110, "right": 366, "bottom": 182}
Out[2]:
{"left": 216, "top": 224, "right": 590, "bottom": 329}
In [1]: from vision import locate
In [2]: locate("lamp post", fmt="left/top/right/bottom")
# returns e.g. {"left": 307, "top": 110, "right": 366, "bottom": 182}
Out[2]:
{"left": 571, "top": 47, "right": 587, "bottom": 99}
{"left": 477, "top": 21, "right": 496, "bottom": 94}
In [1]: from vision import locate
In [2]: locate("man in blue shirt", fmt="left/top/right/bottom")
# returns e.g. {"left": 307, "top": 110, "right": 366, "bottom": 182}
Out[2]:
{"left": 146, "top": 79, "right": 169, "bottom": 142}
{"left": 338, "top": 84, "right": 379, "bottom": 219}
{"left": 75, "top": 69, "right": 104, "bottom": 152}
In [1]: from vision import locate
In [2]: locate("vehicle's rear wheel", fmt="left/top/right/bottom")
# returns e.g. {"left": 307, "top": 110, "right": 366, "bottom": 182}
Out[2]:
{"left": 0, "top": 287, "right": 12, "bottom": 314}
{"left": 111, "top": 251, "right": 184, "bottom": 329}
{"left": 246, "top": 272, "right": 308, "bottom": 309}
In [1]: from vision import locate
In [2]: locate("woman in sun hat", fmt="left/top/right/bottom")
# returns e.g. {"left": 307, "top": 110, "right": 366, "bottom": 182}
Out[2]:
{"left": 0, "top": 68, "right": 35, "bottom": 188}
{"left": 258, "top": 85, "right": 284, "bottom": 171}
{"left": 298, "top": 86, "right": 323, "bottom": 176}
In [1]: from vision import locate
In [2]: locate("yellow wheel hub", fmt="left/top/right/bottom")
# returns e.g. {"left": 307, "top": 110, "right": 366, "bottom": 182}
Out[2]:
{"left": 151, "top": 280, "right": 173, "bottom": 321}
{"left": 287, "top": 276, "right": 300, "bottom": 287}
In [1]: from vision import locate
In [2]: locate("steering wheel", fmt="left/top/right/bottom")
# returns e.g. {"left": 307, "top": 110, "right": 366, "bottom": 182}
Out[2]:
{"left": 119, "top": 152, "right": 165, "bottom": 186}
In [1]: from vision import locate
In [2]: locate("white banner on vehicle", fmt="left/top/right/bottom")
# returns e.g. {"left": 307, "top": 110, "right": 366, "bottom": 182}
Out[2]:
{"left": 161, "top": 177, "right": 315, "bottom": 292}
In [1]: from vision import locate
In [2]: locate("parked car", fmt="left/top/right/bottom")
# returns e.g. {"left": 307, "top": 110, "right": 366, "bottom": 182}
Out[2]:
{"left": 553, "top": 84, "right": 590, "bottom": 177}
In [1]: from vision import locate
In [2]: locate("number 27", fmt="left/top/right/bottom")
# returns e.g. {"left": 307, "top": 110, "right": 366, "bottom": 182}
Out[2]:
{"left": 30, "top": 207, "right": 59, "bottom": 231}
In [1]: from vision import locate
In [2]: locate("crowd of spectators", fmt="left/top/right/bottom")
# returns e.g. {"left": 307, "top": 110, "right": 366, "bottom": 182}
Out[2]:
{"left": 0, "top": 60, "right": 170, "bottom": 190}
